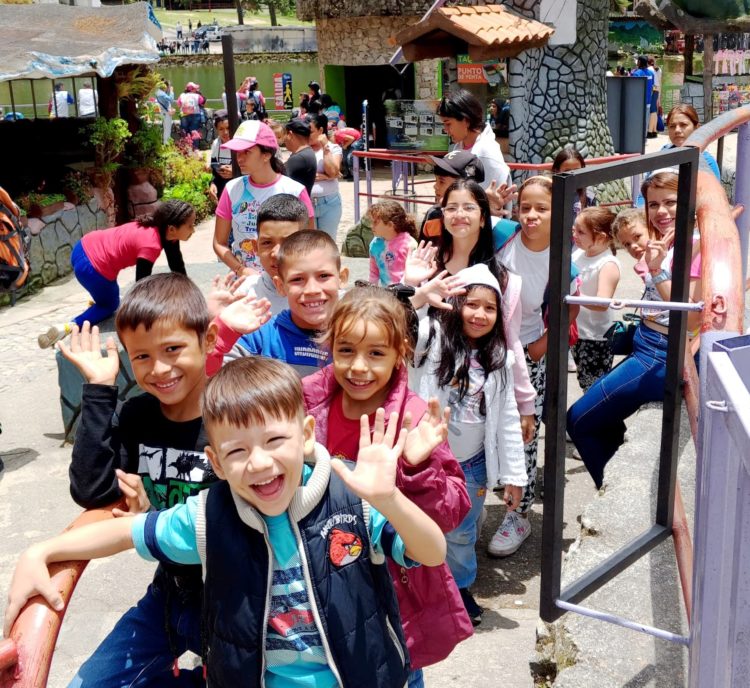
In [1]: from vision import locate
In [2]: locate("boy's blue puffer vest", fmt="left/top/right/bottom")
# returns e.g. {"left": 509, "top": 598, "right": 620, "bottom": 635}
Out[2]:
{"left": 202, "top": 475, "right": 410, "bottom": 687}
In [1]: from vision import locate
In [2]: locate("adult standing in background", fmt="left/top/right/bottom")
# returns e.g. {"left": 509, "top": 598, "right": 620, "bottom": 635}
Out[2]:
{"left": 176, "top": 81, "right": 205, "bottom": 147}
{"left": 48, "top": 83, "right": 74, "bottom": 118}
{"left": 308, "top": 113, "right": 343, "bottom": 242}
{"left": 437, "top": 89, "right": 510, "bottom": 190}
{"left": 155, "top": 81, "right": 175, "bottom": 145}
{"left": 631, "top": 55, "right": 654, "bottom": 139}
{"left": 175, "top": 21, "right": 183, "bottom": 39}
{"left": 77, "top": 81, "right": 98, "bottom": 117}
{"left": 284, "top": 118, "right": 317, "bottom": 196}
{"left": 647, "top": 56, "right": 662, "bottom": 139}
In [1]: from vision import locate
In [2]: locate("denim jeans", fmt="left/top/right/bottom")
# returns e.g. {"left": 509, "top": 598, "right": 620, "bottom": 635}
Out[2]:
{"left": 313, "top": 193, "right": 342, "bottom": 244}
{"left": 71, "top": 241, "right": 120, "bottom": 328}
{"left": 445, "top": 449, "right": 487, "bottom": 589}
{"left": 567, "top": 324, "right": 668, "bottom": 489}
{"left": 67, "top": 573, "right": 203, "bottom": 688}
{"left": 407, "top": 668, "right": 424, "bottom": 688}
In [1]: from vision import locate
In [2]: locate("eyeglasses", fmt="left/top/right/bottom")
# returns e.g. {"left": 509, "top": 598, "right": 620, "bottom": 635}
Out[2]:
{"left": 443, "top": 204, "right": 480, "bottom": 215}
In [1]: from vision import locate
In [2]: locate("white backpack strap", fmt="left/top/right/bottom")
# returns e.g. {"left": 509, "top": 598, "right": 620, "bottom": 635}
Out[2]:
{"left": 195, "top": 488, "right": 210, "bottom": 581}
{"left": 361, "top": 499, "right": 385, "bottom": 565}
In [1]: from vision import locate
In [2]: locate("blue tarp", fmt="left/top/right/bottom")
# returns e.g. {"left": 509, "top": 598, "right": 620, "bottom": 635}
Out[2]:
{"left": 0, "top": 2, "right": 161, "bottom": 83}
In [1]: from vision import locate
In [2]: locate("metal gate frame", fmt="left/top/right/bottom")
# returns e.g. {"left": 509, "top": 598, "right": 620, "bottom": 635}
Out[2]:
{"left": 540, "top": 145, "right": 699, "bottom": 626}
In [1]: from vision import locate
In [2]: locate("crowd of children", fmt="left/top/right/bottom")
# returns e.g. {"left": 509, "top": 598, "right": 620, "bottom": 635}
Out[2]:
{"left": 8, "top": 102, "right": 707, "bottom": 687}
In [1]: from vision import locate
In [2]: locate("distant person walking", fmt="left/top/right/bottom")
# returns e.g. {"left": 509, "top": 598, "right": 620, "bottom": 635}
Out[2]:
{"left": 631, "top": 55, "right": 654, "bottom": 138}
{"left": 48, "top": 83, "right": 74, "bottom": 118}
{"left": 77, "top": 81, "right": 98, "bottom": 118}
{"left": 647, "top": 56, "right": 662, "bottom": 138}
{"left": 175, "top": 21, "right": 183, "bottom": 39}
{"left": 177, "top": 81, "right": 205, "bottom": 147}
{"left": 155, "top": 80, "right": 175, "bottom": 145}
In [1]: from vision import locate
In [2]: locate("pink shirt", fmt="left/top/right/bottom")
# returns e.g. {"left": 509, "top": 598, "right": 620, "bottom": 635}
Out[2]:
{"left": 369, "top": 232, "right": 417, "bottom": 286}
{"left": 80, "top": 222, "right": 162, "bottom": 281}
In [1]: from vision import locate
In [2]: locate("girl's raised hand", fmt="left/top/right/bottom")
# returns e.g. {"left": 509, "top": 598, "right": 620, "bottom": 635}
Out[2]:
{"left": 645, "top": 228, "right": 673, "bottom": 274}
{"left": 486, "top": 181, "right": 518, "bottom": 217}
{"left": 403, "top": 241, "right": 438, "bottom": 286}
{"left": 217, "top": 295, "right": 272, "bottom": 335}
{"left": 57, "top": 322, "right": 119, "bottom": 386}
{"left": 402, "top": 398, "right": 450, "bottom": 466}
{"left": 414, "top": 270, "right": 466, "bottom": 310}
{"left": 331, "top": 409, "right": 406, "bottom": 504}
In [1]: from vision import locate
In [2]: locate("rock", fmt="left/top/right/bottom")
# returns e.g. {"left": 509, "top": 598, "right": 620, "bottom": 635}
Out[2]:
{"left": 60, "top": 207, "right": 79, "bottom": 233}
{"left": 77, "top": 203, "right": 97, "bottom": 234}
{"left": 56, "top": 245, "right": 72, "bottom": 277}
{"left": 41, "top": 261, "right": 58, "bottom": 285}
{"left": 29, "top": 236, "right": 44, "bottom": 274}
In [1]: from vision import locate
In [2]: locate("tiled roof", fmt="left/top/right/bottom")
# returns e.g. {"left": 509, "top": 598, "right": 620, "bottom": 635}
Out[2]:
{"left": 394, "top": 4, "right": 555, "bottom": 61}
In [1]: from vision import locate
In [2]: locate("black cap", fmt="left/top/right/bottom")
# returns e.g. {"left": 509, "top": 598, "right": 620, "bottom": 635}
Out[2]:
{"left": 429, "top": 150, "right": 485, "bottom": 183}
{"left": 308, "top": 81, "right": 320, "bottom": 91}
{"left": 285, "top": 118, "right": 311, "bottom": 137}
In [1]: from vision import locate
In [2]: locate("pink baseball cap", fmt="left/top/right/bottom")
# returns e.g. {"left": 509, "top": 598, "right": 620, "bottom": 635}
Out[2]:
{"left": 186, "top": 82, "right": 200, "bottom": 92}
{"left": 221, "top": 120, "right": 279, "bottom": 152}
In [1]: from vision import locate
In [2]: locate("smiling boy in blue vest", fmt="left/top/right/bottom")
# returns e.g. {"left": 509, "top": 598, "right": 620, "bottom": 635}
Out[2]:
{"left": 4, "top": 357, "right": 447, "bottom": 688}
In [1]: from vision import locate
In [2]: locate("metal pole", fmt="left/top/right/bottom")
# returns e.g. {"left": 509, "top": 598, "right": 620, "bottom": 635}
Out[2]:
{"left": 353, "top": 153, "right": 360, "bottom": 223}
{"left": 221, "top": 33, "right": 241, "bottom": 178}
{"left": 29, "top": 79, "right": 37, "bottom": 119}
{"left": 734, "top": 122, "right": 750, "bottom": 286}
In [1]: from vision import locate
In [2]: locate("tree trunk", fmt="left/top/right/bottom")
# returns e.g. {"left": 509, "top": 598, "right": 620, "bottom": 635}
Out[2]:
{"left": 685, "top": 34, "right": 695, "bottom": 77}
{"left": 505, "top": 0, "right": 615, "bottom": 174}
{"left": 235, "top": 0, "right": 244, "bottom": 25}
{"left": 703, "top": 33, "right": 714, "bottom": 123}
{"left": 268, "top": 1, "right": 278, "bottom": 26}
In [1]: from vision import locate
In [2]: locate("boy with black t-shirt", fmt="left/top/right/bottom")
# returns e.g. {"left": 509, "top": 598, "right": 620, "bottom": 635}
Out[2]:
{"left": 57, "top": 272, "right": 217, "bottom": 687}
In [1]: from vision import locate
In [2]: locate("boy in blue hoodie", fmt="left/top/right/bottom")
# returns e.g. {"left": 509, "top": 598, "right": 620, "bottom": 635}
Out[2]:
{"left": 207, "top": 230, "right": 347, "bottom": 377}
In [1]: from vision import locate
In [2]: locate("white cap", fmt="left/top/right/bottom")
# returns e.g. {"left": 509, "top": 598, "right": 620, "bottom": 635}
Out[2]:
{"left": 455, "top": 263, "right": 502, "bottom": 298}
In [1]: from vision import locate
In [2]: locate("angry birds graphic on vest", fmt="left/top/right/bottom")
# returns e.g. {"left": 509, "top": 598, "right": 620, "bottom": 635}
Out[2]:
{"left": 328, "top": 528, "right": 363, "bottom": 566}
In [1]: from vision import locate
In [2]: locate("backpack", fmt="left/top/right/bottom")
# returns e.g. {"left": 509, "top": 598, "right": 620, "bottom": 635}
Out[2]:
{"left": 0, "top": 187, "right": 30, "bottom": 294}
{"left": 250, "top": 91, "right": 267, "bottom": 120}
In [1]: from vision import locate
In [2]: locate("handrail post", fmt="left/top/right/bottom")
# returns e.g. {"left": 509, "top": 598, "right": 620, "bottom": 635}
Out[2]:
{"left": 734, "top": 122, "right": 750, "bottom": 285}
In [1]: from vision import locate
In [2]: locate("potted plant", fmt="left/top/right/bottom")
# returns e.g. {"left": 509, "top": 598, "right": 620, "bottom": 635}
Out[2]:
{"left": 85, "top": 116, "right": 131, "bottom": 222}
{"left": 17, "top": 192, "right": 66, "bottom": 219}
{"left": 61, "top": 170, "right": 93, "bottom": 206}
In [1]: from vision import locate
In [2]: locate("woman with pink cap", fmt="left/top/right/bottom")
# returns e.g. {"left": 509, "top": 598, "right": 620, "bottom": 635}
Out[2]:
{"left": 212, "top": 120, "right": 314, "bottom": 275}
{"left": 176, "top": 81, "right": 205, "bottom": 146}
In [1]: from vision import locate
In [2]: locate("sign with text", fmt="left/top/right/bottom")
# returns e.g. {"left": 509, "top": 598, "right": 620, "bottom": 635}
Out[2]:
{"left": 457, "top": 55, "right": 507, "bottom": 86}
{"left": 274, "top": 72, "right": 293, "bottom": 109}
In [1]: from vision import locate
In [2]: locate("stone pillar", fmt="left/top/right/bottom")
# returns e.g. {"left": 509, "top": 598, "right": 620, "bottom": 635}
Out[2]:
{"left": 415, "top": 59, "right": 441, "bottom": 100}
{"left": 504, "top": 0, "right": 615, "bottom": 174}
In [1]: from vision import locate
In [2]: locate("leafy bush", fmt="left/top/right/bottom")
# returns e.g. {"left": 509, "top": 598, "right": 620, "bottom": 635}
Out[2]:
{"left": 162, "top": 173, "right": 214, "bottom": 222}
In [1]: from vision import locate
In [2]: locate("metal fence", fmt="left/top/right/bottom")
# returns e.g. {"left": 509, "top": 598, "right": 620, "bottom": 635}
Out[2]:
{"left": 689, "top": 335, "right": 750, "bottom": 687}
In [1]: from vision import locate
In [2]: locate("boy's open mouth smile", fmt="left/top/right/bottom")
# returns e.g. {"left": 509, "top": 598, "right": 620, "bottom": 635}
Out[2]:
{"left": 251, "top": 474, "right": 285, "bottom": 499}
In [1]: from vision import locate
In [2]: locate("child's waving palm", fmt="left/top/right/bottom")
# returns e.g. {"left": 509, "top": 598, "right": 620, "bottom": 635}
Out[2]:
{"left": 57, "top": 321, "right": 120, "bottom": 386}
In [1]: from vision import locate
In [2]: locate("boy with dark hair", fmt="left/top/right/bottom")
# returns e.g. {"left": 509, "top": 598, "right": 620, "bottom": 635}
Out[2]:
{"left": 55, "top": 273, "right": 217, "bottom": 687}
{"left": 207, "top": 230, "right": 347, "bottom": 378}
{"left": 235, "top": 193, "right": 309, "bottom": 314}
{"left": 5, "top": 357, "right": 447, "bottom": 688}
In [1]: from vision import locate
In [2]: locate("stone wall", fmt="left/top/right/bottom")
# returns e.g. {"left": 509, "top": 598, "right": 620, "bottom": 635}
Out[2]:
{"left": 414, "top": 59, "right": 441, "bottom": 100}
{"left": 315, "top": 15, "right": 421, "bottom": 67}
{"left": 26, "top": 196, "right": 108, "bottom": 293}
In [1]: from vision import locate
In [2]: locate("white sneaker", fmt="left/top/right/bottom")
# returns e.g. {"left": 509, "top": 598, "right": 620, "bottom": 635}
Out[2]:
{"left": 567, "top": 352, "right": 577, "bottom": 373}
{"left": 38, "top": 324, "right": 71, "bottom": 349}
{"left": 487, "top": 512, "right": 531, "bottom": 557}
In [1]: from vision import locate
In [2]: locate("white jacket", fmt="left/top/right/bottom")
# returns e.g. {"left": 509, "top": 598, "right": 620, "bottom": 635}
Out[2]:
{"left": 409, "top": 312, "right": 527, "bottom": 489}
{"left": 452, "top": 122, "right": 510, "bottom": 189}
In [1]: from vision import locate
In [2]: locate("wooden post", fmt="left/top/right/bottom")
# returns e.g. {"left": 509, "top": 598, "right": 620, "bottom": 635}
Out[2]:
{"left": 685, "top": 34, "right": 694, "bottom": 78}
{"left": 221, "top": 33, "right": 242, "bottom": 178}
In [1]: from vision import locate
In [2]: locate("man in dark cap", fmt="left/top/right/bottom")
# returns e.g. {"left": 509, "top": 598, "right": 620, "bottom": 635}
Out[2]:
{"left": 284, "top": 118, "right": 317, "bottom": 195}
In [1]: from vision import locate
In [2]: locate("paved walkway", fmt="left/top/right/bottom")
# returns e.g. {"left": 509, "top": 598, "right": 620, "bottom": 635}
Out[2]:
{"left": 0, "top": 136, "right": 719, "bottom": 685}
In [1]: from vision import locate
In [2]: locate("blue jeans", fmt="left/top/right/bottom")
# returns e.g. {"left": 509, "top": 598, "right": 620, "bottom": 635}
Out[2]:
{"left": 68, "top": 573, "right": 203, "bottom": 688}
{"left": 445, "top": 449, "right": 487, "bottom": 589}
{"left": 71, "top": 241, "right": 120, "bottom": 328}
{"left": 567, "top": 324, "right": 668, "bottom": 489}
{"left": 407, "top": 668, "right": 425, "bottom": 688}
{"left": 313, "top": 193, "right": 342, "bottom": 243}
